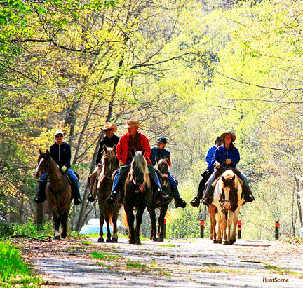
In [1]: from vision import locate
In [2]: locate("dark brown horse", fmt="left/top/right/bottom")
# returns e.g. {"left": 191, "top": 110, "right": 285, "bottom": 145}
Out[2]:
{"left": 150, "top": 158, "right": 173, "bottom": 242}
{"left": 124, "top": 150, "right": 156, "bottom": 244}
{"left": 94, "top": 145, "right": 121, "bottom": 242}
{"left": 35, "top": 150, "right": 72, "bottom": 240}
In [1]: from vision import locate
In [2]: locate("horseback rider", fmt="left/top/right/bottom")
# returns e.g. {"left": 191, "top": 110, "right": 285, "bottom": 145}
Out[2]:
{"left": 151, "top": 137, "right": 186, "bottom": 208}
{"left": 34, "top": 130, "right": 82, "bottom": 205}
{"left": 87, "top": 123, "right": 120, "bottom": 202}
{"left": 106, "top": 119, "right": 168, "bottom": 204}
{"left": 202, "top": 131, "right": 255, "bottom": 206}
{"left": 190, "top": 136, "right": 223, "bottom": 207}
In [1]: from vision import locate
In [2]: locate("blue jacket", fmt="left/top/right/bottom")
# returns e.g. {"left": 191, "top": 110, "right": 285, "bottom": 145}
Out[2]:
{"left": 151, "top": 147, "right": 171, "bottom": 166}
{"left": 205, "top": 145, "right": 217, "bottom": 172}
{"left": 214, "top": 144, "right": 240, "bottom": 168}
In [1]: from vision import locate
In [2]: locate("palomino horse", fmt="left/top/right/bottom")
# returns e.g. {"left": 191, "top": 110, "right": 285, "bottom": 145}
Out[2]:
{"left": 212, "top": 168, "right": 244, "bottom": 245}
{"left": 95, "top": 145, "right": 121, "bottom": 242}
{"left": 124, "top": 150, "right": 156, "bottom": 244}
{"left": 150, "top": 158, "right": 173, "bottom": 242}
{"left": 35, "top": 150, "right": 72, "bottom": 240}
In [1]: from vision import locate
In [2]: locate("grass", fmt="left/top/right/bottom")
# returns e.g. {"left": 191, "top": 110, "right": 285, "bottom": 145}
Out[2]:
{"left": 160, "top": 244, "right": 175, "bottom": 247}
{"left": 264, "top": 264, "right": 303, "bottom": 277}
{"left": 0, "top": 241, "right": 42, "bottom": 287}
{"left": 126, "top": 260, "right": 147, "bottom": 269}
{"left": 91, "top": 251, "right": 122, "bottom": 260}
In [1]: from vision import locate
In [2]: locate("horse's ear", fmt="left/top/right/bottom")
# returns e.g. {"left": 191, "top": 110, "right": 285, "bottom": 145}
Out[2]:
{"left": 103, "top": 144, "right": 107, "bottom": 152}
{"left": 131, "top": 148, "right": 136, "bottom": 157}
{"left": 142, "top": 149, "right": 146, "bottom": 156}
{"left": 46, "top": 150, "right": 50, "bottom": 156}
{"left": 113, "top": 144, "right": 116, "bottom": 150}
{"left": 39, "top": 149, "right": 43, "bottom": 155}
{"left": 221, "top": 176, "right": 225, "bottom": 188}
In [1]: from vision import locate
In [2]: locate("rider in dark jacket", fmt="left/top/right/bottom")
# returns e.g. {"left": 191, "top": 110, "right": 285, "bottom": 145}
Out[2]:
{"left": 202, "top": 131, "right": 255, "bottom": 205}
{"left": 34, "top": 130, "right": 81, "bottom": 205}
{"left": 151, "top": 137, "right": 186, "bottom": 208}
{"left": 190, "top": 136, "right": 223, "bottom": 207}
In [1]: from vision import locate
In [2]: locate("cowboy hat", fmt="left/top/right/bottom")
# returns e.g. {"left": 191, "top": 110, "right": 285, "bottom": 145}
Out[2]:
{"left": 124, "top": 119, "right": 142, "bottom": 129}
{"left": 102, "top": 122, "right": 117, "bottom": 132}
{"left": 221, "top": 131, "right": 236, "bottom": 142}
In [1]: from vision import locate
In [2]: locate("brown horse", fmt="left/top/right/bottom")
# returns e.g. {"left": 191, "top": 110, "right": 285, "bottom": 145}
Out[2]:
{"left": 94, "top": 145, "right": 121, "bottom": 242}
{"left": 124, "top": 150, "right": 156, "bottom": 244}
{"left": 35, "top": 150, "right": 72, "bottom": 240}
{"left": 150, "top": 158, "right": 173, "bottom": 242}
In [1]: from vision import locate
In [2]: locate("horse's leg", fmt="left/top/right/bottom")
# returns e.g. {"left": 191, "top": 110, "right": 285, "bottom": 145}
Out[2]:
{"left": 60, "top": 212, "right": 68, "bottom": 239}
{"left": 106, "top": 216, "right": 112, "bottom": 242}
{"left": 112, "top": 206, "right": 120, "bottom": 243}
{"left": 53, "top": 213, "right": 61, "bottom": 240}
{"left": 124, "top": 204, "right": 135, "bottom": 244}
{"left": 216, "top": 212, "right": 222, "bottom": 244}
{"left": 158, "top": 206, "right": 168, "bottom": 242}
{"left": 222, "top": 212, "right": 228, "bottom": 245}
{"left": 135, "top": 206, "right": 145, "bottom": 245}
{"left": 98, "top": 211, "right": 105, "bottom": 242}
{"left": 230, "top": 209, "right": 239, "bottom": 245}
{"left": 148, "top": 207, "right": 157, "bottom": 242}
{"left": 208, "top": 205, "right": 216, "bottom": 241}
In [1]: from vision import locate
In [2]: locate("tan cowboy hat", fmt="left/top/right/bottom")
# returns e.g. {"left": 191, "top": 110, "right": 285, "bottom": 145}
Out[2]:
{"left": 102, "top": 122, "right": 117, "bottom": 132}
{"left": 124, "top": 119, "right": 142, "bottom": 129}
{"left": 221, "top": 131, "right": 236, "bottom": 142}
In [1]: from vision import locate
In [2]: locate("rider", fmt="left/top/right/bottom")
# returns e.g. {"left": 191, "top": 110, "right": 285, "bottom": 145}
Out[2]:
{"left": 202, "top": 131, "right": 255, "bottom": 206}
{"left": 190, "top": 136, "right": 223, "bottom": 207}
{"left": 34, "top": 130, "right": 82, "bottom": 205}
{"left": 106, "top": 119, "right": 168, "bottom": 204}
{"left": 151, "top": 137, "right": 186, "bottom": 208}
{"left": 87, "top": 123, "right": 120, "bottom": 201}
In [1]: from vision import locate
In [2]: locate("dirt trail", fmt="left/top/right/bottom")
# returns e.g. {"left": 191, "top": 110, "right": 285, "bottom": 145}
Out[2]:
{"left": 15, "top": 237, "right": 303, "bottom": 288}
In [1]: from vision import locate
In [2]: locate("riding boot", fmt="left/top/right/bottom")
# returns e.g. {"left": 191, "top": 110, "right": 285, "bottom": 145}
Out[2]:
{"left": 241, "top": 178, "right": 255, "bottom": 203}
{"left": 168, "top": 175, "right": 187, "bottom": 208}
{"left": 34, "top": 174, "right": 48, "bottom": 203}
{"left": 190, "top": 178, "right": 205, "bottom": 207}
{"left": 70, "top": 177, "right": 82, "bottom": 205}
{"left": 202, "top": 184, "right": 215, "bottom": 206}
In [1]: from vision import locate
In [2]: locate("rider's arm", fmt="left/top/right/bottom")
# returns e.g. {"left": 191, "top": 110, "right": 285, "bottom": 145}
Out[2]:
{"left": 229, "top": 147, "right": 240, "bottom": 167}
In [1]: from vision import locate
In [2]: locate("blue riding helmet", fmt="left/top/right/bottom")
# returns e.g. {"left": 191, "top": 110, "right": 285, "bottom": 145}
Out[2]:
{"left": 157, "top": 137, "right": 167, "bottom": 144}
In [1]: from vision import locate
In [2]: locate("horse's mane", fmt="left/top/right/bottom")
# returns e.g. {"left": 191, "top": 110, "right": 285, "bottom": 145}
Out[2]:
{"left": 130, "top": 151, "right": 151, "bottom": 188}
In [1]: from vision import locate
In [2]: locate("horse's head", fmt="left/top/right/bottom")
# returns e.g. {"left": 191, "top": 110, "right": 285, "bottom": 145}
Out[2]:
{"left": 218, "top": 170, "right": 239, "bottom": 212}
{"left": 156, "top": 158, "right": 169, "bottom": 191}
{"left": 35, "top": 149, "right": 51, "bottom": 178}
{"left": 128, "top": 150, "right": 150, "bottom": 193}
{"left": 101, "top": 145, "right": 118, "bottom": 179}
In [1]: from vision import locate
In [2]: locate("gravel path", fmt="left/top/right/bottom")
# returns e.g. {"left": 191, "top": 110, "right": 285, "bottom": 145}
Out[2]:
{"left": 16, "top": 237, "right": 303, "bottom": 288}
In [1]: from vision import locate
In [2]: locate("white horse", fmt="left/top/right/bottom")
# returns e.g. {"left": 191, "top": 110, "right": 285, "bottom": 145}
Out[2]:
{"left": 212, "top": 169, "right": 244, "bottom": 245}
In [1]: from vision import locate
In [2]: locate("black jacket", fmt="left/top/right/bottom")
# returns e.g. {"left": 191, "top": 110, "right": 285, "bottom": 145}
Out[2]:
{"left": 50, "top": 142, "right": 71, "bottom": 168}
{"left": 96, "top": 135, "right": 120, "bottom": 164}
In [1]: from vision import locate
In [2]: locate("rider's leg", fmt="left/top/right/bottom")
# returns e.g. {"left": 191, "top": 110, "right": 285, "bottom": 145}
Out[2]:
{"left": 34, "top": 173, "right": 48, "bottom": 203}
{"left": 191, "top": 170, "right": 211, "bottom": 207}
{"left": 107, "top": 165, "right": 130, "bottom": 204}
{"left": 168, "top": 174, "right": 186, "bottom": 208}
{"left": 66, "top": 168, "right": 81, "bottom": 205}
{"left": 239, "top": 173, "right": 255, "bottom": 202}
{"left": 202, "top": 172, "right": 216, "bottom": 206}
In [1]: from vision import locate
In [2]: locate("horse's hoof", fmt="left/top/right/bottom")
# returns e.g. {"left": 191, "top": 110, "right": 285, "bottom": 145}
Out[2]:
{"left": 129, "top": 238, "right": 136, "bottom": 244}
{"left": 61, "top": 232, "right": 67, "bottom": 239}
{"left": 53, "top": 235, "right": 60, "bottom": 241}
{"left": 135, "top": 240, "right": 141, "bottom": 245}
{"left": 157, "top": 238, "right": 164, "bottom": 242}
{"left": 213, "top": 239, "right": 218, "bottom": 244}
{"left": 111, "top": 237, "right": 118, "bottom": 243}
{"left": 152, "top": 238, "right": 157, "bottom": 242}
{"left": 229, "top": 239, "right": 236, "bottom": 245}
{"left": 223, "top": 240, "right": 229, "bottom": 245}
{"left": 217, "top": 240, "right": 222, "bottom": 244}
{"left": 98, "top": 237, "right": 104, "bottom": 242}
{"left": 106, "top": 238, "right": 111, "bottom": 242}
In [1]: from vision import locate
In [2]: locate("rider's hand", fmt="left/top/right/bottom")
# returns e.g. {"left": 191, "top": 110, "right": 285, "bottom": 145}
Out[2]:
{"left": 225, "top": 159, "right": 231, "bottom": 165}
{"left": 119, "top": 160, "right": 123, "bottom": 167}
{"left": 215, "top": 161, "right": 221, "bottom": 169}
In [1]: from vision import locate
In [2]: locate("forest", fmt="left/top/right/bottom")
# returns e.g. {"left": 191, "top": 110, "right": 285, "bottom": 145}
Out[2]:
{"left": 0, "top": 0, "right": 302, "bottom": 240}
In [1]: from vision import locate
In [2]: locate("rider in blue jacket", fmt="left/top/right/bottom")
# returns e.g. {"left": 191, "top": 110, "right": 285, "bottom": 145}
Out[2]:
{"left": 202, "top": 131, "right": 255, "bottom": 205}
{"left": 190, "top": 136, "right": 223, "bottom": 207}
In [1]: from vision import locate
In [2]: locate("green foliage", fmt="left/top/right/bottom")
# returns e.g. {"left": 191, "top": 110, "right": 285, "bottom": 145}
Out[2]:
{"left": 0, "top": 241, "right": 41, "bottom": 286}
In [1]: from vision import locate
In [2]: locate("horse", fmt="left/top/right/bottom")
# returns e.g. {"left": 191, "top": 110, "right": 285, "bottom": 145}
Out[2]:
{"left": 35, "top": 150, "right": 72, "bottom": 240}
{"left": 212, "top": 168, "right": 244, "bottom": 245}
{"left": 94, "top": 145, "right": 121, "bottom": 242}
{"left": 149, "top": 158, "right": 173, "bottom": 242}
{"left": 123, "top": 150, "right": 156, "bottom": 244}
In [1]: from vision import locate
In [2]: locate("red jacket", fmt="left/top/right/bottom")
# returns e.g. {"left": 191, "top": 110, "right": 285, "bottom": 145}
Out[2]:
{"left": 116, "top": 132, "right": 151, "bottom": 165}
